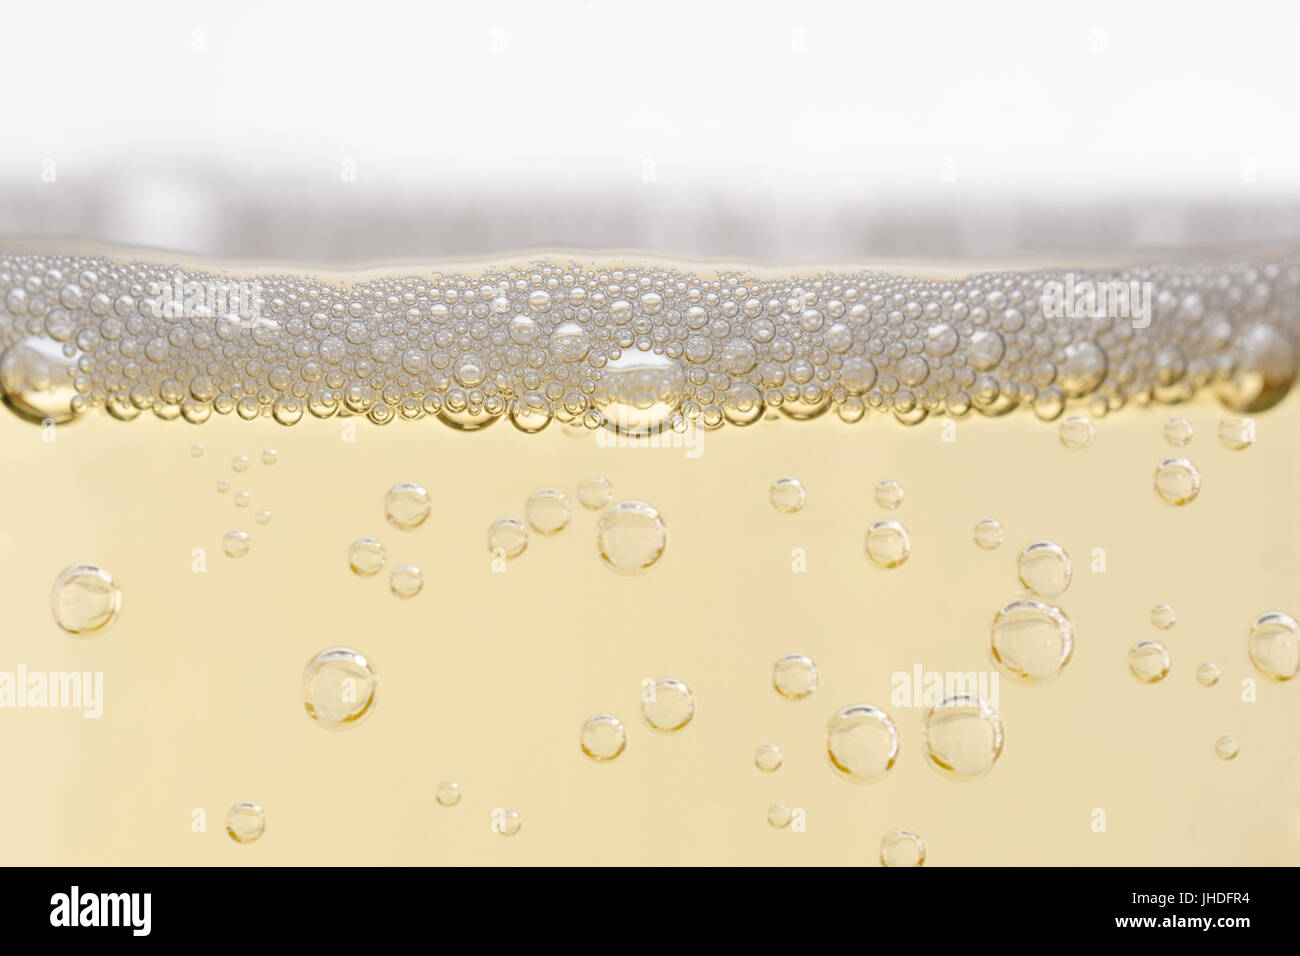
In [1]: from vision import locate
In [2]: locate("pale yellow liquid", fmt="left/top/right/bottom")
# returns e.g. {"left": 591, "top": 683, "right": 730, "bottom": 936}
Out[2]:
{"left": 3, "top": 373, "right": 1298, "bottom": 865}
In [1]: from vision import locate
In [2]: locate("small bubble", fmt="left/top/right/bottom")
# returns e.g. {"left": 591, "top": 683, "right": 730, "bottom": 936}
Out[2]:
{"left": 49, "top": 564, "right": 121, "bottom": 635}
{"left": 580, "top": 714, "right": 627, "bottom": 760}
{"left": 767, "top": 803, "right": 793, "bottom": 828}
{"left": 921, "top": 695, "right": 1004, "bottom": 780}
{"left": 754, "top": 744, "right": 784, "bottom": 773}
{"left": 255, "top": 509, "right": 272, "bottom": 525}
{"left": 597, "top": 500, "right": 667, "bottom": 573}
{"left": 641, "top": 678, "right": 695, "bottom": 731}
{"left": 231, "top": 455, "right": 249, "bottom": 473}
{"left": 347, "top": 537, "right": 386, "bottom": 576}
{"left": 865, "top": 520, "right": 910, "bottom": 568}
{"left": 773, "top": 653, "right": 819, "bottom": 700}
{"left": 526, "top": 489, "right": 572, "bottom": 535}
{"left": 874, "top": 479, "right": 905, "bottom": 509}
{"left": 1150, "top": 603, "right": 1176, "bottom": 630}
{"left": 487, "top": 518, "right": 529, "bottom": 558}
{"left": 225, "top": 802, "right": 266, "bottom": 844}
{"left": 385, "top": 481, "right": 432, "bottom": 530}
{"left": 1164, "top": 417, "right": 1193, "bottom": 446}
{"left": 769, "top": 477, "right": 807, "bottom": 513}
{"left": 1154, "top": 458, "right": 1200, "bottom": 505}
{"left": 303, "top": 647, "right": 376, "bottom": 729}
{"left": 1017, "top": 541, "right": 1072, "bottom": 597}
{"left": 1196, "top": 662, "right": 1221, "bottom": 687}
{"left": 389, "top": 564, "right": 424, "bottom": 599}
{"left": 216, "top": 478, "right": 231, "bottom": 494}
{"left": 222, "top": 530, "right": 250, "bottom": 558}
{"left": 974, "top": 518, "right": 1005, "bottom": 550}
{"left": 190, "top": 442, "right": 204, "bottom": 458}
{"left": 1217, "top": 418, "right": 1255, "bottom": 450}
{"left": 1129, "top": 640, "right": 1171, "bottom": 683}
{"left": 1059, "top": 415, "right": 1095, "bottom": 449}
{"left": 826, "top": 704, "right": 899, "bottom": 782}
{"left": 1214, "top": 735, "right": 1240, "bottom": 761}
{"left": 234, "top": 490, "right": 251, "bottom": 508}
{"left": 435, "top": 782, "right": 462, "bottom": 807}
{"left": 577, "top": 476, "right": 613, "bottom": 510}
{"left": 261, "top": 448, "right": 278, "bottom": 465}
{"left": 494, "top": 810, "right": 522, "bottom": 836}
{"left": 990, "top": 598, "right": 1074, "bottom": 684}
{"left": 1247, "top": 611, "right": 1300, "bottom": 681}
{"left": 880, "top": 828, "right": 926, "bottom": 867}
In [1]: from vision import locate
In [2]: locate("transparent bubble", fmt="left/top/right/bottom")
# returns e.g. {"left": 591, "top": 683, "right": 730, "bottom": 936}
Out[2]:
{"left": 225, "top": 802, "right": 266, "bottom": 844}
{"left": 1217, "top": 418, "right": 1256, "bottom": 451}
{"left": 826, "top": 704, "right": 900, "bottom": 782}
{"left": 255, "top": 509, "right": 272, "bottom": 525}
{"left": 493, "top": 810, "right": 522, "bottom": 836}
{"left": 865, "top": 520, "right": 910, "bottom": 568}
{"left": 49, "top": 564, "right": 121, "bottom": 635}
{"left": 1195, "top": 662, "right": 1221, "bottom": 687}
{"left": 990, "top": 598, "right": 1074, "bottom": 684}
{"left": 1214, "top": 735, "right": 1240, "bottom": 761}
{"left": 1017, "top": 541, "right": 1072, "bottom": 597}
{"left": 754, "top": 744, "right": 784, "bottom": 773}
{"left": 216, "top": 478, "right": 231, "bottom": 494}
{"left": 190, "top": 442, "right": 204, "bottom": 458}
{"left": 234, "top": 490, "right": 251, "bottom": 508}
{"left": 1247, "top": 611, "right": 1300, "bottom": 680}
{"left": 1150, "top": 603, "right": 1176, "bottom": 630}
{"left": 1163, "top": 417, "right": 1193, "bottom": 446}
{"left": 592, "top": 350, "right": 685, "bottom": 436}
{"left": 641, "top": 678, "right": 695, "bottom": 731}
{"left": 1128, "top": 640, "right": 1171, "bottom": 683}
{"left": 487, "top": 518, "right": 529, "bottom": 559}
{"left": 974, "top": 518, "right": 1005, "bottom": 550}
{"left": 597, "top": 500, "right": 667, "bottom": 573}
{"left": 767, "top": 803, "right": 793, "bottom": 829}
{"left": 222, "top": 530, "right": 250, "bottom": 558}
{"left": 770, "top": 477, "right": 807, "bottom": 513}
{"left": 261, "top": 448, "right": 278, "bottom": 465}
{"left": 580, "top": 714, "right": 627, "bottom": 760}
{"left": 348, "top": 537, "right": 386, "bottom": 576}
{"left": 435, "top": 782, "right": 462, "bottom": 807}
{"left": 526, "top": 489, "right": 572, "bottom": 535}
{"left": 385, "top": 481, "right": 432, "bottom": 530}
{"left": 773, "top": 653, "right": 819, "bottom": 700}
{"left": 874, "top": 479, "right": 905, "bottom": 509}
{"left": 1154, "top": 458, "right": 1201, "bottom": 505}
{"left": 1059, "top": 415, "right": 1095, "bottom": 449}
{"left": 389, "top": 564, "right": 423, "bottom": 599}
{"left": 921, "top": 695, "right": 1004, "bottom": 780}
{"left": 577, "top": 476, "right": 613, "bottom": 510}
{"left": 1213, "top": 323, "right": 1295, "bottom": 412}
{"left": 302, "top": 647, "right": 377, "bottom": 729}
{"left": 231, "top": 455, "right": 249, "bottom": 473}
{"left": 880, "top": 828, "right": 926, "bottom": 867}
{"left": 0, "top": 337, "right": 81, "bottom": 425}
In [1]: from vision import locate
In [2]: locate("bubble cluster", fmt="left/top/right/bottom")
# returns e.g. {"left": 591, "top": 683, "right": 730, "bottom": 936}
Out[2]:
{"left": 4, "top": 250, "right": 1298, "bottom": 432}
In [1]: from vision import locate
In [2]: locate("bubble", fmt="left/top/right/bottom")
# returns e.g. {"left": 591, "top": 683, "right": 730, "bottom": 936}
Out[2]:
{"left": 302, "top": 647, "right": 377, "bottom": 729}
{"left": 1150, "top": 603, "right": 1176, "bottom": 630}
{"left": 526, "top": 489, "right": 572, "bottom": 535}
{"left": 1214, "top": 323, "right": 1295, "bottom": 412}
{"left": 261, "top": 448, "right": 278, "bottom": 465}
{"left": 222, "top": 530, "right": 250, "bottom": 558}
{"left": 1017, "top": 541, "right": 1072, "bottom": 597}
{"left": 864, "top": 520, "right": 910, "bottom": 569}
{"left": 49, "top": 564, "right": 121, "bottom": 635}
{"left": 1164, "top": 417, "right": 1194, "bottom": 446}
{"left": 0, "top": 337, "right": 81, "bottom": 424}
{"left": 770, "top": 477, "right": 807, "bottom": 513}
{"left": 577, "top": 476, "right": 613, "bottom": 510}
{"left": 1196, "top": 662, "right": 1221, "bottom": 687}
{"left": 826, "top": 704, "right": 900, "bottom": 782}
{"left": 874, "top": 479, "right": 905, "bottom": 509}
{"left": 487, "top": 518, "right": 529, "bottom": 559}
{"left": 773, "top": 653, "right": 819, "bottom": 700}
{"left": 385, "top": 481, "right": 432, "bottom": 530}
{"left": 1059, "top": 415, "right": 1095, "bottom": 449}
{"left": 231, "top": 455, "right": 249, "bottom": 473}
{"left": 216, "top": 478, "right": 231, "bottom": 494}
{"left": 1128, "top": 640, "right": 1171, "bottom": 683}
{"left": 1247, "top": 611, "right": 1300, "bottom": 681}
{"left": 1217, "top": 418, "right": 1255, "bottom": 450}
{"left": 641, "top": 678, "right": 695, "bottom": 732}
{"left": 347, "top": 537, "right": 386, "bottom": 576}
{"left": 389, "top": 564, "right": 423, "bottom": 599}
{"left": 190, "top": 442, "right": 204, "bottom": 458}
{"left": 435, "top": 782, "right": 462, "bottom": 807}
{"left": 990, "top": 598, "right": 1074, "bottom": 684}
{"left": 580, "top": 714, "right": 627, "bottom": 760}
{"left": 921, "top": 695, "right": 1004, "bottom": 780}
{"left": 767, "top": 803, "right": 793, "bottom": 828}
{"left": 494, "top": 810, "right": 522, "bottom": 836}
{"left": 234, "top": 490, "right": 251, "bottom": 508}
{"left": 1154, "top": 458, "right": 1200, "bottom": 505}
{"left": 593, "top": 350, "right": 685, "bottom": 436}
{"left": 754, "top": 744, "right": 784, "bottom": 773}
{"left": 1214, "top": 735, "right": 1240, "bottom": 761}
{"left": 225, "top": 802, "right": 266, "bottom": 844}
{"left": 974, "top": 518, "right": 1005, "bottom": 550}
{"left": 255, "top": 509, "right": 272, "bottom": 525}
{"left": 597, "top": 500, "right": 667, "bottom": 574}
{"left": 880, "top": 828, "right": 926, "bottom": 867}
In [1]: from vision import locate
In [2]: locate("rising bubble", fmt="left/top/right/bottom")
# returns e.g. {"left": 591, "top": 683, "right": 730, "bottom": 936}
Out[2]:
{"left": 1154, "top": 458, "right": 1201, "bottom": 505}
{"left": 577, "top": 476, "right": 613, "bottom": 510}
{"left": 641, "top": 678, "right": 695, "bottom": 731}
{"left": 385, "top": 482, "right": 432, "bottom": 530}
{"left": 921, "top": 695, "right": 1004, "bottom": 780}
{"left": 526, "top": 489, "right": 572, "bottom": 535}
{"left": 487, "top": 518, "right": 529, "bottom": 559}
{"left": 826, "top": 704, "right": 900, "bottom": 782}
{"left": 754, "top": 744, "right": 784, "bottom": 773}
{"left": 773, "top": 653, "right": 819, "bottom": 700}
{"left": 225, "top": 802, "right": 266, "bottom": 844}
{"left": 1128, "top": 640, "right": 1171, "bottom": 683}
{"left": 222, "top": 530, "right": 250, "bottom": 557}
{"left": 597, "top": 500, "right": 667, "bottom": 573}
{"left": 1247, "top": 611, "right": 1300, "bottom": 680}
{"left": 49, "top": 564, "right": 121, "bottom": 635}
{"left": 880, "top": 828, "right": 926, "bottom": 867}
{"left": 990, "top": 598, "right": 1074, "bottom": 684}
{"left": 303, "top": 647, "right": 377, "bottom": 729}
{"left": 974, "top": 519, "right": 1005, "bottom": 550}
{"left": 865, "top": 520, "right": 910, "bottom": 568}
{"left": 580, "top": 714, "right": 627, "bottom": 760}
{"left": 770, "top": 477, "right": 807, "bottom": 513}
